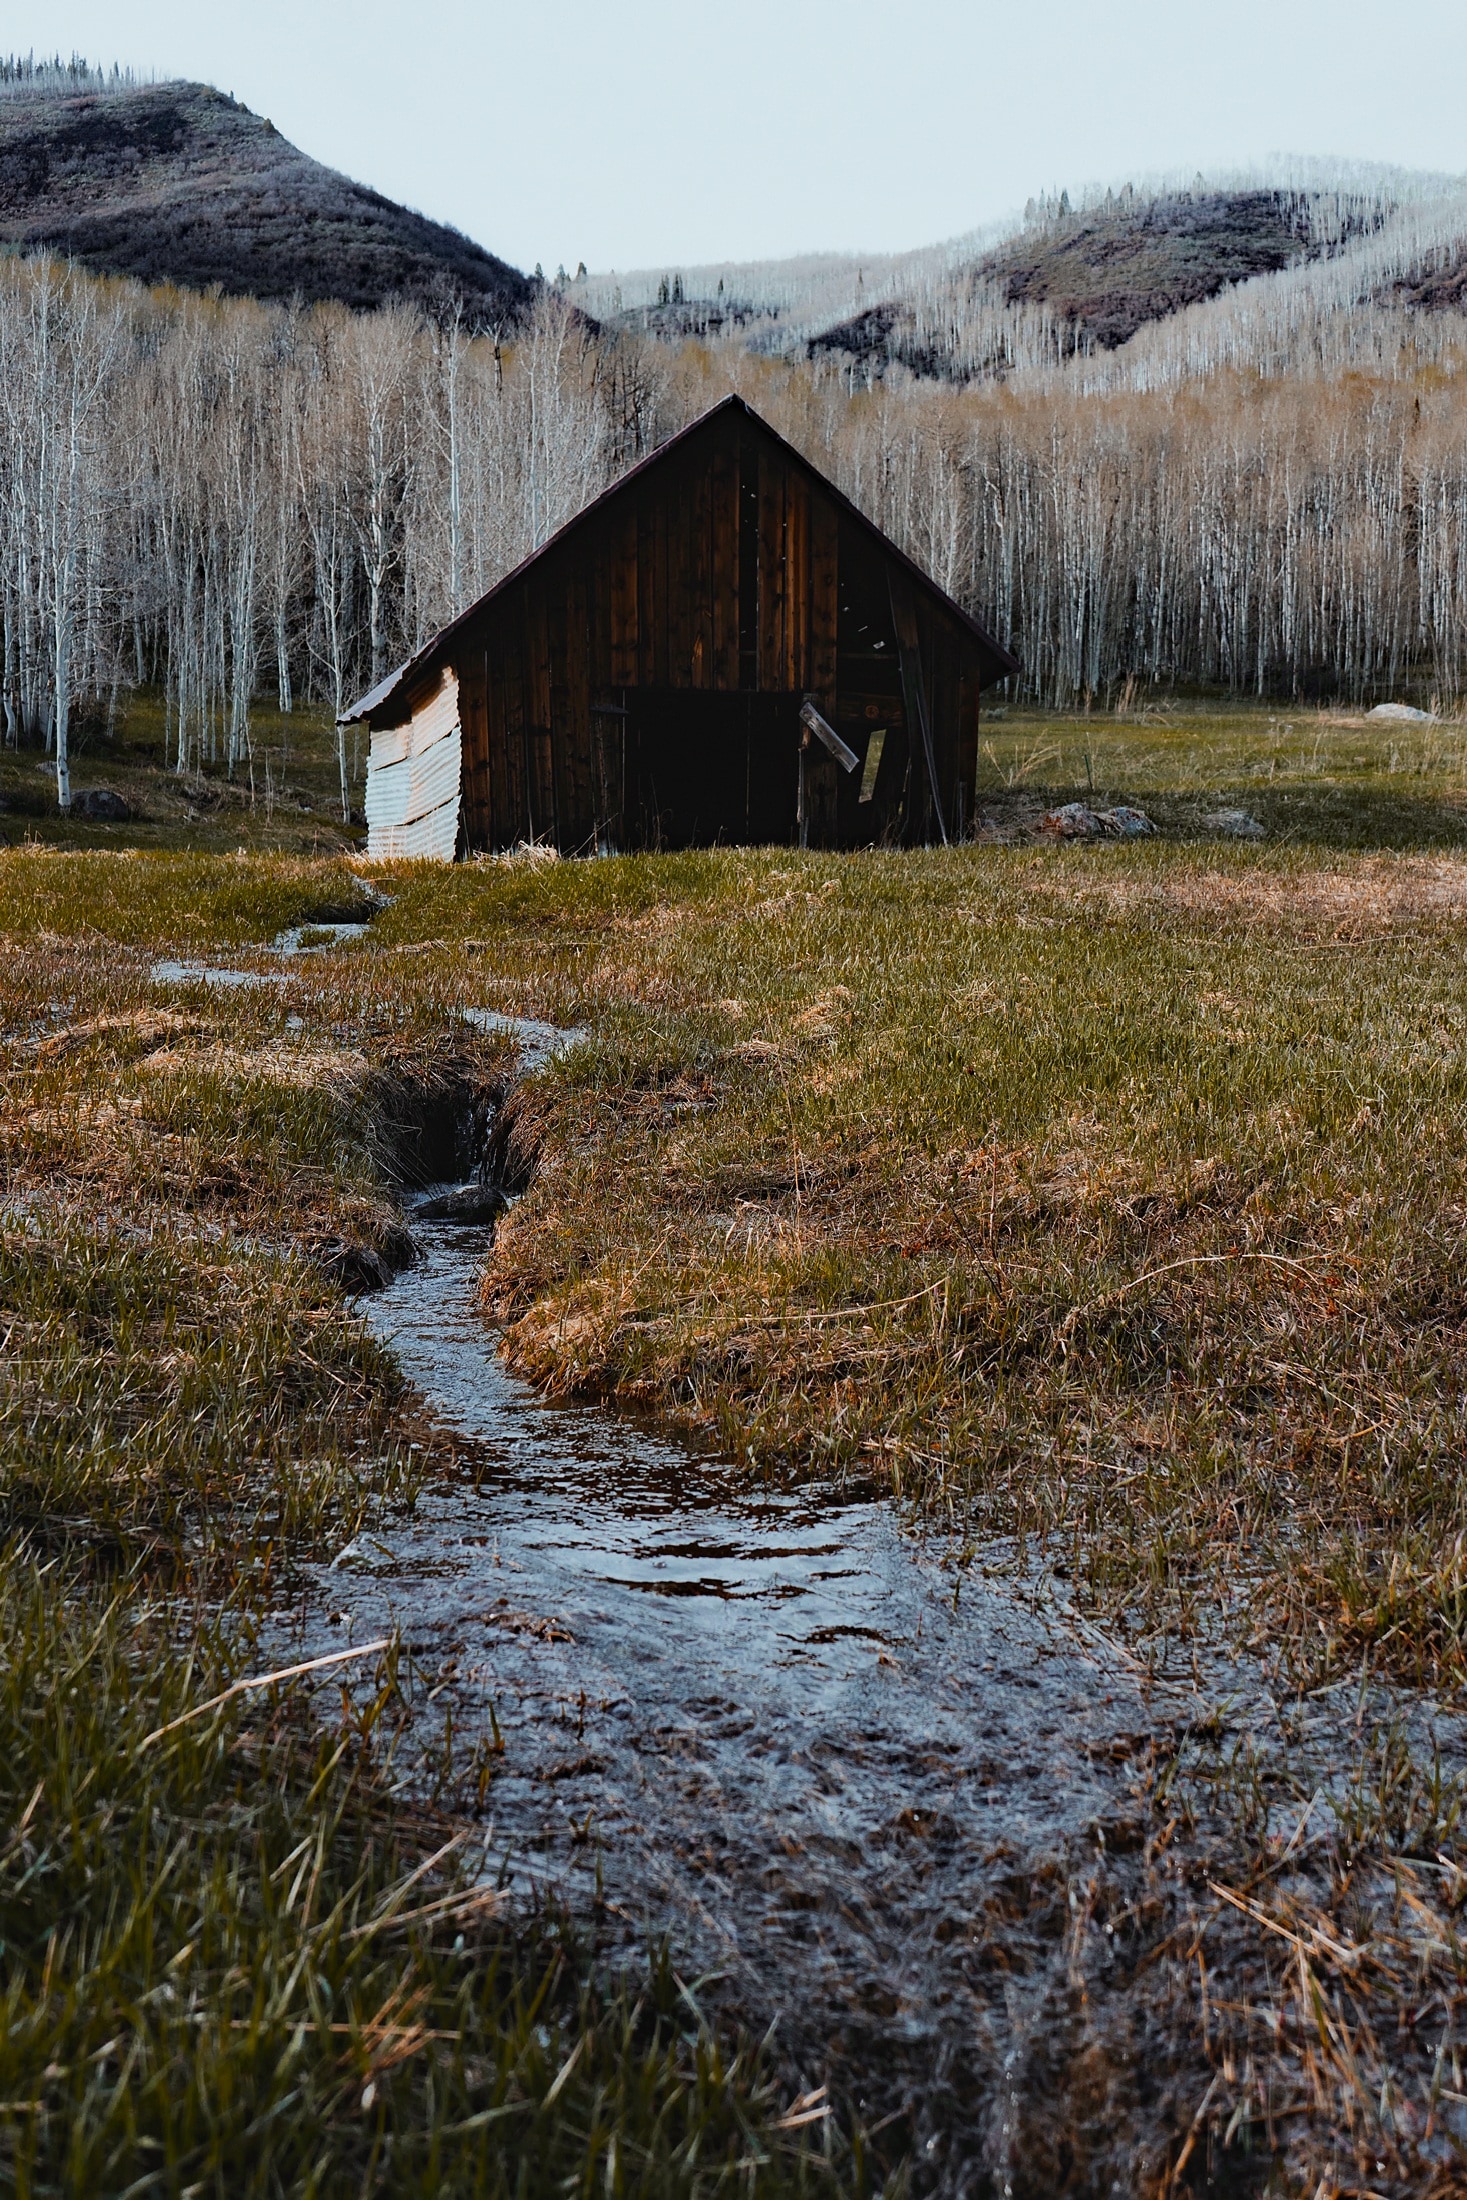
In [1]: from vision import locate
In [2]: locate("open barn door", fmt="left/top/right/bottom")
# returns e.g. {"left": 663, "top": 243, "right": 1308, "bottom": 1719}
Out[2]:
{"left": 622, "top": 690, "right": 801, "bottom": 849}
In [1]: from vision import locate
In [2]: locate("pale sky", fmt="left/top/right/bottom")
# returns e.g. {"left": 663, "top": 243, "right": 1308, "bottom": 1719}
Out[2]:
{"left": 9, "top": 0, "right": 1467, "bottom": 275}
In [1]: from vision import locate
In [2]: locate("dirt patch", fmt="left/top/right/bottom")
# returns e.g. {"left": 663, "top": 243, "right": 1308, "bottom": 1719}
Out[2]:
{"left": 1024, "top": 852, "right": 1467, "bottom": 936}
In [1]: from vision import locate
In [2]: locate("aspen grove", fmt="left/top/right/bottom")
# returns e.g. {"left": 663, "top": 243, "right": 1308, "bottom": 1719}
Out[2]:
{"left": 7, "top": 247, "right": 1467, "bottom": 814}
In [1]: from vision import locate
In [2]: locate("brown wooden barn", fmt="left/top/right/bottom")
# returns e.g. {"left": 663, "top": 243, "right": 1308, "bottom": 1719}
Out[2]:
{"left": 344, "top": 394, "right": 1018, "bottom": 859}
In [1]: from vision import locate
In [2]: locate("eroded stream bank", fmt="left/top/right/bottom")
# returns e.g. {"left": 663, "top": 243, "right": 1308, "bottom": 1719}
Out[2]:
{"left": 159, "top": 962, "right": 1467, "bottom": 2194}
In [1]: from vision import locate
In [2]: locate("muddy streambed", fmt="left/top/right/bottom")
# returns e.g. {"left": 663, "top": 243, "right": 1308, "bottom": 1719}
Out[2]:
{"left": 276, "top": 1209, "right": 1219, "bottom": 2185}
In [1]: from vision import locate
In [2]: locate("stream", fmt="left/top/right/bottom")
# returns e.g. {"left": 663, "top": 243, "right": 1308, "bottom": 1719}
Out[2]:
{"left": 150, "top": 970, "right": 1467, "bottom": 2187}
{"left": 144, "top": 968, "right": 1217, "bottom": 2180}
{"left": 272, "top": 1066, "right": 1208, "bottom": 2180}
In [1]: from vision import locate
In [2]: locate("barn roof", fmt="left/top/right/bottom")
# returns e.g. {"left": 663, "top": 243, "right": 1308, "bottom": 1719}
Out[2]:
{"left": 341, "top": 392, "right": 1019, "bottom": 726}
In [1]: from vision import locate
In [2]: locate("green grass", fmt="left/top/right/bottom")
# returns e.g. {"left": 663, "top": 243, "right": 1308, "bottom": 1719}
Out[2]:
{"left": 13, "top": 716, "right": 1467, "bottom": 2190}
{"left": 0, "top": 1554, "right": 795, "bottom": 2196}
{"left": 0, "top": 846, "right": 377, "bottom": 947}
{"left": 0, "top": 692, "right": 367, "bottom": 855}
{"left": 12, "top": 691, "right": 1467, "bottom": 858}
{"left": 977, "top": 696, "right": 1467, "bottom": 846}
{"left": 0, "top": 918, "right": 824, "bottom": 2198}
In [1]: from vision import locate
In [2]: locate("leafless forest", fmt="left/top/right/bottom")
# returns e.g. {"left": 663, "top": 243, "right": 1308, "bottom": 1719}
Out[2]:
{"left": 8, "top": 168, "right": 1467, "bottom": 808}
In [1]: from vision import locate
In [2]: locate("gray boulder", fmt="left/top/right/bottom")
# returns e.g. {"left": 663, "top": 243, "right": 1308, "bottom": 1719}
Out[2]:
{"left": 72, "top": 788, "right": 133, "bottom": 821}
{"left": 1366, "top": 702, "right": 1435, "bottom": 724}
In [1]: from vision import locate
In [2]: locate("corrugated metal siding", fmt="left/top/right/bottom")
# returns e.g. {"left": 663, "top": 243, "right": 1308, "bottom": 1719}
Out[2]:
{"left": 366, "top": 792, "right": 462, "bottom": 860}
{"left": 366, "top": 729, "right": 461, "bottom": 829}
{"left": 366, "top": 671, "right": 461, "bottom": 860}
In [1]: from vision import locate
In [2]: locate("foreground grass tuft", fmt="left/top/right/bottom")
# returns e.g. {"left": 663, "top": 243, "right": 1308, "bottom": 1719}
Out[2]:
{"left": 0, "top": 1557, "right": 795, "bottom": 2195}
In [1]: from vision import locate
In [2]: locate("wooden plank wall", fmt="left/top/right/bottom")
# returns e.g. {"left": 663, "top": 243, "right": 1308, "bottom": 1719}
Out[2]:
{"left": 810, "top": 498, "right": 838, "bottom": 702}
{"left": 454, "top": 412, "right": 985, "bottom": 853}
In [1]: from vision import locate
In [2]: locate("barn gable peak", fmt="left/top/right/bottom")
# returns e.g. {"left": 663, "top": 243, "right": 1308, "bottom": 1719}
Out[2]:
{"left": 342, "top": 395, "right": 1015, "bottom": 732}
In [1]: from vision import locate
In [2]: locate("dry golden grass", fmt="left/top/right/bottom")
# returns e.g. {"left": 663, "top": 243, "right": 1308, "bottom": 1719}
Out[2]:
{"left": 1030, "top": 850, "right": 1467, "bottom": 933}
{"left": 13, "top": 830, "right": 1467, "bottom": 2192}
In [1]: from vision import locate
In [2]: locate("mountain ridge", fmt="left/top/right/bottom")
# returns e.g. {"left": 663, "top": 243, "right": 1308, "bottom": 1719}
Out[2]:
{"left": 581, "top": 163, "right": 1467, "bottom": 386}
{"left": 0, "top": 77, "right": 532, "bottom": 322}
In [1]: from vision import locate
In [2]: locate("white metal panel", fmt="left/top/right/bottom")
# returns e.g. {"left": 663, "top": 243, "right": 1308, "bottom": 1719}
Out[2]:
{"left": 366, "top": 729, "right": 460, "bottom": 829}
{"left": 366, "top": 669, "right": 462, "bottom": 861}
{"left": 368, "top": 671, "right": 460, "bottom": 771}
{"left": 368, "top": 792, "right": 462, "bottom": 861}
{"left": 370, "top": 724, "right": 414, "bottom": 772}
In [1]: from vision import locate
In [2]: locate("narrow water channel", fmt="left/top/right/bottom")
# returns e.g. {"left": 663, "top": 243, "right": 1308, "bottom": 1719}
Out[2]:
{"left": 285, "top": 1198, "right": 1195, "bottom": 2177}
{"left": 147, "top": 966, "right": 1456, "bottom": 2183}
{"left": 146, "top": 969, "right": 1206, "bottom": 2177}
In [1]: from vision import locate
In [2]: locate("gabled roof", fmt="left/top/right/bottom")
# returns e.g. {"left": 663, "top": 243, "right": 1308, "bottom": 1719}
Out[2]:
{"left": 341, "top": 393, "right": 1019, "bottom": 725}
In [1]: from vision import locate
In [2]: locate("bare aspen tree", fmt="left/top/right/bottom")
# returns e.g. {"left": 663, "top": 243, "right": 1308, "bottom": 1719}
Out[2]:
{"left": 7, "top": 192, "right": 1467, "bottom": 782}
{"left": 443, "top": 302, "right": 465, "bottom": 616}
{"left": 343, "top": 308, "right": 415, "bottom": 690}
{"left": 298, "top": 344, "right": 355, "bottom": 820}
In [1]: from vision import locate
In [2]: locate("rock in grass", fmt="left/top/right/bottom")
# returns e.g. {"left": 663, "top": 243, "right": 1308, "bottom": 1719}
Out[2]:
{"left": 71, "top": 787, "right": 134, "bottom": 821}
{"left": 1101, "top": 805, "right": 1155, "bottom": 837}
{"left": 1039, "top": 803, "right": 1105, "bottom": 838}
{"left": 1201, "top": 808, "right": 1265, "bottom": 838}
{"left": 316, "top": 1224, "right": 416, "bottom": 1290}
{"left": 1038, "top": 802, "right": 1155, "bottom": 840}
{"left": 1366, "top": 702, "right": 1436, "bottom": 723}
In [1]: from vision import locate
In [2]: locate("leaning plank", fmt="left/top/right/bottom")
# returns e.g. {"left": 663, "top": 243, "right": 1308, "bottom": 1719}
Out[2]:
{"left": 799, "top": 699, "right": 859, "bottom": 773}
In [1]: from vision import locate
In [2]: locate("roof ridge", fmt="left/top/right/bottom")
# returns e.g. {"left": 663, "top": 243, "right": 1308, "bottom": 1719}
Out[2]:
{"left": 342, "top": 394, "right": 1016, "bottom": 724}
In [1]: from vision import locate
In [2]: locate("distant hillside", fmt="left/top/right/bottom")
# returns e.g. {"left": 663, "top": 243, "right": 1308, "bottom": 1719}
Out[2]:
{"left": 0, "top": 77, "right": 533, "bottom": 322}
{"left": 809, "top": 188, "right": 1384, "bottom": 370}
{"left": 585, "top": 165, "right": 1467, "bottom": 389}
{"left": 954, "top": 190, "right": 1352, "bottom": 349}
{"left": 1392, "top": 249, "right": 1467, "bottom": 313}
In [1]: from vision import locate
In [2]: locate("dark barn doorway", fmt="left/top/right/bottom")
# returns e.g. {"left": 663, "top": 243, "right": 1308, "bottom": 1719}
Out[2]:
{"left": 623, "top": 691, "right": 799, "bottom": 849}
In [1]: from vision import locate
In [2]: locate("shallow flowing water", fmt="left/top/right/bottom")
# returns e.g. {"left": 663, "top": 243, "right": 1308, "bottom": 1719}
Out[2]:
{"left": 278, "top": 1186, "right": 1208, "bottom": 2175}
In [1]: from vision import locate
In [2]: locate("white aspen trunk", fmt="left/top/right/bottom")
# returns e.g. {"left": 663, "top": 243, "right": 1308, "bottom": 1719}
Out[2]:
{"left": 447, "top": 313, "right": 464, "bottom": 615}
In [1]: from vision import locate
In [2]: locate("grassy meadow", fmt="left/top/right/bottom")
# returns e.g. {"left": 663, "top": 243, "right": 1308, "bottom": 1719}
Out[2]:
{"left": 977, "top": 696, "right": 1467, "bottom": 847}
{"left": 0, "top": 694, "right": 366, "bottom": 855}
{"left": 7, "top": 699, "right": 1467, "bottom": 2192}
